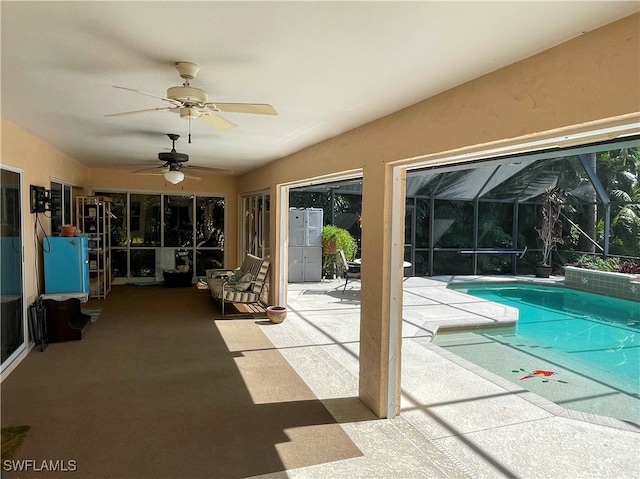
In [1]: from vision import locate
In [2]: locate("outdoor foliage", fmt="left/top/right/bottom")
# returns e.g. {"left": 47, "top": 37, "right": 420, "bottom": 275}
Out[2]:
{"left": 597, "top": 147, "right": 640, "bottom": 257}
{"left": 289, "top": 145, "right": 639, "bottom": 277}
{"left": 535, "top": 187, "right": 567, "bottom": 266}
{"left": 321, "top": 225, "right": 357, "bottom": 278}
{"left": 569, "top": 254, "right": 640, "bottom": 274}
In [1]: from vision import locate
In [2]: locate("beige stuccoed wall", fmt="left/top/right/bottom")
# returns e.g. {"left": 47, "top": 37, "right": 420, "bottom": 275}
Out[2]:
{"left": 1, "top": 119, "right": 91, "bottom": 376}
{"left": 238, "top": 13, "right": 640, "bottom": 417}
{"left": 1, "top": 119, "right": 90, "bottom": 305}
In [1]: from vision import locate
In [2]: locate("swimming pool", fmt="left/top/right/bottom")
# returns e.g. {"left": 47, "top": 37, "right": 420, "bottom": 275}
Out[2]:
{"left": 435, "top": 282, "right": 639, "bottom": 424}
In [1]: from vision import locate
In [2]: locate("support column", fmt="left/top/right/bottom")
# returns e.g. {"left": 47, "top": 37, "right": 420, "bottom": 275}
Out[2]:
{"left": 358, "top": 162, "right": 404, "bottom": 418}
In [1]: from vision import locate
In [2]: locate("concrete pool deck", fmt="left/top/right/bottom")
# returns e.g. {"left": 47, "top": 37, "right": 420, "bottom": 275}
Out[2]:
{"left": 256, "top": 275, "right": 639, "bottom": 479}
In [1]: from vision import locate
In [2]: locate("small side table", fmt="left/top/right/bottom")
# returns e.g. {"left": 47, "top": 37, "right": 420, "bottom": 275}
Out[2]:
{"left": 40, "top": 292, "right": 91, "bottom": 343}
{"left": 163, "top": 270, "right": 193, "bottom": 287}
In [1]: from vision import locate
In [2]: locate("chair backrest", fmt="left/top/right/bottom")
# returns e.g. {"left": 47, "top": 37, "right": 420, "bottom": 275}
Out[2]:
{"left": 337, "top": 248, "right": 349, "bottom": 273}
{"left": 251, "top": 260, "right": 270, "bottom": 295}
{"left": 241, "top": 254, "right": 264, "bottom": 277}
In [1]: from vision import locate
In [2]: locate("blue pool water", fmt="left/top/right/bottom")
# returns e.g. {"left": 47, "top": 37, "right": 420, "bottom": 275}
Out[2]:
{"left": 442, "top": 283, "right": 639, "bottom": 402}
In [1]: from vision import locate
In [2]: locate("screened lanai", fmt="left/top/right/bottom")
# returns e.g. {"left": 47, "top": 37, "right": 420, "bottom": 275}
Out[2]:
{"left": 291, "top": 137, "right": 640, "bottom": 277}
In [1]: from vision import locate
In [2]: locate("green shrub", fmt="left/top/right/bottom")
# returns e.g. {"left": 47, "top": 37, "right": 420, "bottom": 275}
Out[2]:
{"left": 321, "top": 225, "right": 357, "bottom": 277}
{"left": 571, "top": 255, "right": 621, "bottom": 272}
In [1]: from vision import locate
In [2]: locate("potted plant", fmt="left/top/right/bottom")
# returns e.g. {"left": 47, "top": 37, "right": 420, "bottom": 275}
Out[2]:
{"left": 321, "top": 225, "right": 357, "bottom": 278}
{"left": 534, "top": 186, "right": 566, "bottom": 277}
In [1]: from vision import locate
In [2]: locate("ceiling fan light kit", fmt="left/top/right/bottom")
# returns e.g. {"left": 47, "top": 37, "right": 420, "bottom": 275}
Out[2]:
{"left": 179, "top": 107, "right": 200, "bottom": 119}
{"left": 164, "top": 169, "right": 185, "bottom": 184}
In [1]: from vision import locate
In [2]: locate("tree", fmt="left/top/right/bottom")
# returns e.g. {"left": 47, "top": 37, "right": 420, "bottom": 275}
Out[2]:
{"left": 535, "top": 187, "right": 566, "bottom": 267}
{"left": 596, "top": 147, "right": 640, "bottom": 257}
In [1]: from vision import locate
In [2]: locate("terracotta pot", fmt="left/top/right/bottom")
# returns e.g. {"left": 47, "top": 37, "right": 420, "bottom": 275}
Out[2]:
{"left": 534, "top": 265, "right": 552, "bottom": 278}
{"left": 266, "top": 306, "right": 287, "bottom": 324}
{"left": 326, "top": 239, "right": 337, "bottom": 255}
{"left": 61, "top": 225, "right": 77, "bottom": 237}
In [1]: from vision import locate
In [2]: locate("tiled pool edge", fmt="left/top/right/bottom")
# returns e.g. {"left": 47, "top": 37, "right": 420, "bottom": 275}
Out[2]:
{"left": 421, "top": 339, "right": 640, "bottom": 433}
{"left": 565, "top": 266, "right": 640, "bottom": 302}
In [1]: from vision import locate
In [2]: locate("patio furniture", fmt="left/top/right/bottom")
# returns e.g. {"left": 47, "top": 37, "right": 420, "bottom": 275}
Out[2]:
{"left": 205, "top": 253, "right": 265, "bottom": 283}
{"left": 337, "top": 248, "right": 361, "bottom": 294}
{"left": 206, "top": 254, "right": 270, "bottom": 317}
{"left": 41, "top": 294, "right": 91, "bottom": 342}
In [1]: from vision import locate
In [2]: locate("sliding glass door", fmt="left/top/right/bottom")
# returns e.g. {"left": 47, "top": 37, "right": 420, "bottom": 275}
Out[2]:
{"left": 242, "top": 192, "right": 270, "bottom": 259}
{"left": 1, "top": 167, "right": 26, "bottom": 372}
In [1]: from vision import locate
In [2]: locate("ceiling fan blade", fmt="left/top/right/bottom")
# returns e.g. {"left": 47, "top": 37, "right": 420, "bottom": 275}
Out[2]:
{"left": 183, "top": 165, "right": 234, "bottom": 175}
{"left": 106, "top": 106, "right": 177, "bottom": 117}
{"left": 208, "top": 103, "right": 277, "bottom": 115}
{"left": 113, "top": 86, "right": 183, "bottom": 106}
{"left": 132, "top": 166, "right": 165, "bottom": 174}
{"left": 134, "top": 170, "right": 201, "bottom": 180}
{"left": 199, "top": 113, "right": 237, "bottom": 131}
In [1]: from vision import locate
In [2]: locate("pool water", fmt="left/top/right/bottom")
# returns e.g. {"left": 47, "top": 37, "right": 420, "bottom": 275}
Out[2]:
{"left": 435, "top": 282, "right": 639, "bottom": 424}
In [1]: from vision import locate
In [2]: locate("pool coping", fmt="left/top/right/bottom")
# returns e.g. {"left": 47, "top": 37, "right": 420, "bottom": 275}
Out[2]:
{"left": 429, "top": 279, "right": 640, "bottom": 433}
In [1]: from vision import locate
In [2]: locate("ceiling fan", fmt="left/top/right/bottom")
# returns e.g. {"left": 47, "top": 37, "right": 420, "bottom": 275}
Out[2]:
{"left": 107, "top": 62, "right": 277, "bottom": 137}
{"left": 134, "top": 133, "right": 232, "bottom": 184}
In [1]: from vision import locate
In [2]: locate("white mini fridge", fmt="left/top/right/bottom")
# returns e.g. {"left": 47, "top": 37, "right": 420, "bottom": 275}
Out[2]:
{"left": 288, "top": 208, "right": 323, "bottom": 282}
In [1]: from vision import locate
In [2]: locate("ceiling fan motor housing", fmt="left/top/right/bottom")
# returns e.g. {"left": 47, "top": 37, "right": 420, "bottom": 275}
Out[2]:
{"left": 158, "top": 151, "right": 189, "bottom": 163}
{"left": 167, "top": 85, "right": 208, "bottom": 104}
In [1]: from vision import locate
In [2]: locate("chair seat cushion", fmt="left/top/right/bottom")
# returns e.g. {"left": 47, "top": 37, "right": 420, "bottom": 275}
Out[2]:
{"left": 207, "top": 278, "right": 226, "bottom": 298}
{"left": 222, "top": 290, "right": 259, "bottom": 303}
{"left": 231, "top": 272, "right": 255, "bottom": 291}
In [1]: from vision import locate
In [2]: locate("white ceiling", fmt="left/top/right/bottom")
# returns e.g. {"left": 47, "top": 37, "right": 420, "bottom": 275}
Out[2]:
{"left": 2, "top": 1, "right": 638, "bottom": 176}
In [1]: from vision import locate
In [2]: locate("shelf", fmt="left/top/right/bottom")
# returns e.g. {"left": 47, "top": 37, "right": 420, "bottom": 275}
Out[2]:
{"left": 77, "top": 196, "right": 111, "bottom": 299}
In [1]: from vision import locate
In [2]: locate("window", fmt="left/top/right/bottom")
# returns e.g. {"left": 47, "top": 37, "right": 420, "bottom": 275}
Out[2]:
{"left": 242, "top": 193, "right": 270, "bottom": 259}
{"left": 195, "top": 196, "right": 225, "bottom": 274}
{"left": 95, "top": 192, "right": 225, "bottom": 280}
{"left": 49, "top": 180, "right": 73, "bottom": 235}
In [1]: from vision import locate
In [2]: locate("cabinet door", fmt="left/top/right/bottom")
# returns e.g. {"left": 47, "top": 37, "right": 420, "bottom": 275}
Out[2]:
{"left": 305, "top": 247, "right": 323, "bottom": 281}
{"left": 288, "top": 247, "right": 305, "bottom": 283}
{"left": 44, "top": 237, "right": 88, "bottom": 293}
{"left": 289, "top": 210, "right": 306, "bottom": 247}
{"left": 306, "top": 209, "right": 323, "bottom": 247}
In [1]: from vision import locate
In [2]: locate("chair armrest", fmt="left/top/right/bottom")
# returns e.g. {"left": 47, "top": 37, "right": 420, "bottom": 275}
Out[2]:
{"left": 222, "top": 279, "right": 263, "bottom": 293}
{"left": 206, "top": 268, "right": 234, "bottom": 279}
